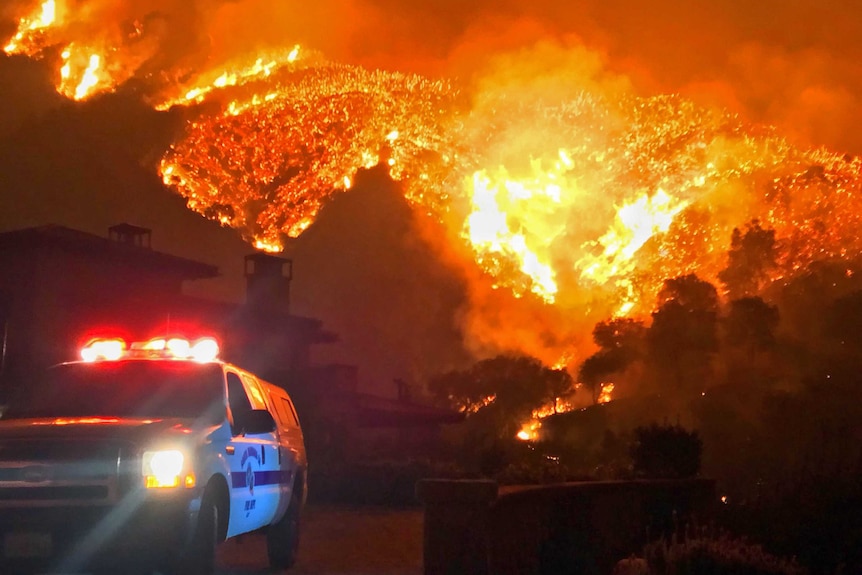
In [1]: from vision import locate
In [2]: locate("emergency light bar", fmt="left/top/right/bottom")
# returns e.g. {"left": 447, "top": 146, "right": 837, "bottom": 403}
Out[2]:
{"left": 81, "top": 336, "right": 220, "bottom": 363}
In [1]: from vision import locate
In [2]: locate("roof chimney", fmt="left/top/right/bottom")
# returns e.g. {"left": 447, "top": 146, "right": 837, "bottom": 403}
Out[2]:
{"left": 244, "top": 252, "right": 292, "bottom": 313}
{"left": 108, "top": 223, "right": 152, "bottom": 249}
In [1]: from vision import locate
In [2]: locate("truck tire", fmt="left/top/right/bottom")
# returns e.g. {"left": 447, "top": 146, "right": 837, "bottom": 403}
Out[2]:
{"left": 266, "top": 484, "right": 302, "bottom": 569}
{"left": 171, "top": 488, "right": 220, "bottom": 575}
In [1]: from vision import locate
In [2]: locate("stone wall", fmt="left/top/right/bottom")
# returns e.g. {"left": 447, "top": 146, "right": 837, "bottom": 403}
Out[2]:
{"left": 417, "top": 478, "right": 715, "bottom": 575}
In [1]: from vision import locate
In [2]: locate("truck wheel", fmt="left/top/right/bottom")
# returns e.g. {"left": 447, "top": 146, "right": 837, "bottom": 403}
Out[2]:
{"left": 172, "top": 488, "right": 220, "bottom": 575}
{"left": 267, "top": 486, "right": 302, "bottom": 569}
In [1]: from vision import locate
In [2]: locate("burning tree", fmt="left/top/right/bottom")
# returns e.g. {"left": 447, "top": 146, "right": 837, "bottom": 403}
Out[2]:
{"left": 718, "top": 220, "right": 779, "bottom": 301}
{"left": 8, "top": 0, "right": 862, "bottom": 395}
{"left": 578, "top": 317, "right": 646, "bottom": 404}
{"left": 428, "top": 355, "right": 574, "bottom": 437}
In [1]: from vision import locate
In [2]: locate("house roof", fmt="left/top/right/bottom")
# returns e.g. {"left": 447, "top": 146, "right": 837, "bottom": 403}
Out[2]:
{"left": 0, "top": 224, "right": 219, "bottom": 281}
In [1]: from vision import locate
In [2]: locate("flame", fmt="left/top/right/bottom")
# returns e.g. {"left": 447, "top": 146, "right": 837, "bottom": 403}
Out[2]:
{"left": 155, "top": 45, "right": 307, "bottom": 111}
{"left": 516, "top": 396, "right": 577, "bottom": 441}
{"left": 7, "top": 9, "right": 862, "bottom": 372}
{"left": 159, "top": 62, "right": 456, "bottom": 245}
{"left": 517, "top": 420, "right": 541, "bottom": 441}
{"left": 59, "top": 47, "right": 105, "bottom": 100}
{"left": 461, "top": 394, "right": 497, "bottom": 415}
{"left": 4, "top": 0, "right": 56, "bottom": 53}
{"left": 597, "top": 383, "right": 615, "bottom": 404}
{"left": 4, "top": 2, "right": 121, "bottom": 101}
{"left": 464, "top": 163, "right": 563, "bottom": 303}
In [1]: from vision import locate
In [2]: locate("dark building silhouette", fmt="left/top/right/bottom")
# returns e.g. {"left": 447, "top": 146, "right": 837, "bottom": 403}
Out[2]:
{"left": 0, "top": 223, "right": 461, "bottom": 462}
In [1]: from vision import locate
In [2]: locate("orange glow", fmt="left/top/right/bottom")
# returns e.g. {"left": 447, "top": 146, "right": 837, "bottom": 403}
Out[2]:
{"left": 155, "top": 45, "right": 306, "bottom": 111}
{"left": 144, "top": 473, "right": 196, "bottom": 489}
{"left": 8, "top": 8, "right": 862, "bottom": 374}
{"left": 516, "top": 420, "right": 541, "bottom": 441}
{"left": 516, "top": 396, "right": 577, "bottom": 441}
{"left": 597, "top": 383, "right": 615, "bottom": 404}
{"left": 465, "top": 395, "right": 497, "bottom": 414}
{"left": 3, "top": 0, "right": 56, "bottom": 53}
{"left": 33, "top": 417, "right": 122, "bottom": 425}
{"left": 60, "top": 49, "right": 103, "bottom": 100}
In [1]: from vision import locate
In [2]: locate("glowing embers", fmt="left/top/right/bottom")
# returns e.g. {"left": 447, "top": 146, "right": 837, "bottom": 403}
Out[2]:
{"left": 80, "top": 336, "right": 220, "bottom": 363}
{"left": 4, "top": 2, "right": 115, "bottom": 101}
{"left": 517, "top": 420, "right": 541, "bottom": 441}
{"left": 159, "top": 64, "right": 457, "bottom": 248}
{"left": 464, "top": 158, "right": 566, "bottom": 303}
{"left": 154, "top": 45, "right": 305, "bottom": 110}
{"left": 3, "top": 0, "right": 56, "bottom": 54}
{"left": 59, "top": 46, "right": 106, "bottom": 101}
{"left": 578, "top": 189, "right": 690, "bottom": 285}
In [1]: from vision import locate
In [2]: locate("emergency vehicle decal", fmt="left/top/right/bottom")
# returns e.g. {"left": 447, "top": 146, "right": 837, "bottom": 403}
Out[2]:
{"left": 231, "top": 468, "right": 294, "bottom": 489}
{"left": 234, "top": 446, "right": 260, "bottom": 494}
{"left": 231, "top": 447, "right": 293, "bottom": 489}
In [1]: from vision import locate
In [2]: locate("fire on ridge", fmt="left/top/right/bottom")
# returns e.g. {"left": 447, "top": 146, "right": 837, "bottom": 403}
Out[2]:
{"left": 5, "top": 0, "right": 862, "bottom": 379}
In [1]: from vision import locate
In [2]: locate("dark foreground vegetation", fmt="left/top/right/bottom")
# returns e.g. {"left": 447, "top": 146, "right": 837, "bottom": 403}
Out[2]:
{"left": 304, "top": 221, "right": 862, "bottom": 574}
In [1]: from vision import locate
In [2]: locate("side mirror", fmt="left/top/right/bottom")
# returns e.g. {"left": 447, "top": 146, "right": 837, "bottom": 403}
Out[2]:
{"left": 236, "top": 409, "right": 276, "bottom": 435}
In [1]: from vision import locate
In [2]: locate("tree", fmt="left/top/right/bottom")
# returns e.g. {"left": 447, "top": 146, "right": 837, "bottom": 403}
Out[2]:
{"left": 657, "top": 273, "right": 720, "bottom": 314}
{"left": 428, "top": 355, "right": 574, "bottom": 437}
{"left": 592, "top": 317, "right": 647, "bottom": 362}
{"left": 724, "top": 296, "right": 780, "bottom": 362}
{"left": 578, "top": 318, "right": 647, "bottom": 403}
{"left": 578, "top": 352, "right": 625, "bottom": 404}
{"left": 647, "top": 274, "right": 720, "bottom": 392}
{"left": 718, "top": 220, "right": 778, "bottom": 300}
{"left": 826, "top": 290, "right": 862, "bottom": 351}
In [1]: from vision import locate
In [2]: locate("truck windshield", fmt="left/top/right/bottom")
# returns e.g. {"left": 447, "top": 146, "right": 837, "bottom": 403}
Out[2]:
{"left": 2, "top": 361, "right": 225, "bottom": 420}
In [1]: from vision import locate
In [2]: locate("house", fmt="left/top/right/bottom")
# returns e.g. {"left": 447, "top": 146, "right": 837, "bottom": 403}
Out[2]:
{"left": 0, "top": 223, "right": 461, "bottom": 461}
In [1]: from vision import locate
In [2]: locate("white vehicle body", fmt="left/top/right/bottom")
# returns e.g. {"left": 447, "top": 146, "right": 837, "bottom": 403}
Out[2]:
{"left": 0, "top": 337, "right": 308, "bottom": 575}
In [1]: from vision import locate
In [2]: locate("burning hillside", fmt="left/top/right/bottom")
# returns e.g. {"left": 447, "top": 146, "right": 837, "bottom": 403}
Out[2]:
{"left": 5, "top": 0, "right": 862, "bottom": 372}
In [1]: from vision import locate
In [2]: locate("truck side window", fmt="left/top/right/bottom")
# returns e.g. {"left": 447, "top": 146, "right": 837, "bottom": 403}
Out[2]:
{"left": 281, "top": 398, "right": 299, "bottom": 427}
{"left": 226, "top": 372, "right": 253, "bottom": 436}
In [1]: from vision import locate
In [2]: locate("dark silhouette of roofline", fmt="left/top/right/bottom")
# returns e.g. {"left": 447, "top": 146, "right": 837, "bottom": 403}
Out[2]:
{"left": 0, "top": 224, "right": 219, "bottom": 280}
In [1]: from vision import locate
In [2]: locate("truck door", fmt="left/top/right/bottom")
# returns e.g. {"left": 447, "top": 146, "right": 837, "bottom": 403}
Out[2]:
{"left": 224, "top": 371, "right": 279, "bottom": 537}
{"left": 265, "top": 386, "right": 304, "bottom": 519}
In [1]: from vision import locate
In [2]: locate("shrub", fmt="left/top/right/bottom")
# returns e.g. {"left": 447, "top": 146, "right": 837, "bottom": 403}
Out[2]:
{"left": 630, "top": 423, "right": 702, "bottom": 479}
{"left": 642, "top": 532, "right": 807, "bottom": 575}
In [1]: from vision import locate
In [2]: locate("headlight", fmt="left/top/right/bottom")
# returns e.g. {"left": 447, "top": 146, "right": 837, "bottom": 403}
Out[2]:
{"left": 142, "top": 449, "right": 196, "bottom": 489}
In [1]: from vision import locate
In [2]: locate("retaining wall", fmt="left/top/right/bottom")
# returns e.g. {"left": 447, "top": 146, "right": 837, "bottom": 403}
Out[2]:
{"left": 417, "top": 478, "right": 716, "bottom": 575}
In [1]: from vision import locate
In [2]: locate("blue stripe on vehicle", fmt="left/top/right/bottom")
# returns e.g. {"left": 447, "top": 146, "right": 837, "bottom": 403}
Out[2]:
{"left": 231, "top": 470, "right": 293, "bottom": 489}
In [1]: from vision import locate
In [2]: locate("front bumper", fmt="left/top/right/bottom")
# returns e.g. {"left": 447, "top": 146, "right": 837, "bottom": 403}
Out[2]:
{"left": 0, "top": 491, "right": 198, "bottom": 572}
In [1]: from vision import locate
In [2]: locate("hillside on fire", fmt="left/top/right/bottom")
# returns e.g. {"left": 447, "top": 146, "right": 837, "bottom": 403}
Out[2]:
{"left": 4, "top": 0, "right": 862, "bottom": 572}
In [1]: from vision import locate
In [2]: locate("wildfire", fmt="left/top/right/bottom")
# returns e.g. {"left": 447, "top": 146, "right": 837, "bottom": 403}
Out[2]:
{"left": 517, "top": 420, "right": 541, "bottom": 442}
{"left": 597, "top": 383, "right": 615, "bottom": 404}
{"left": 59, "top": 46, "right": 106, "bottom": 100}
{"left": 516, "top": 397, "right": 577, "bottom": 441}
{"left": 154, "top": 45, "right": 308, "bottom": 111}
{"left": 4, "top": 0, "right": 56, "bottom": 53}
{"left": 6, "top": 4, "right": 862, "bottom": 372}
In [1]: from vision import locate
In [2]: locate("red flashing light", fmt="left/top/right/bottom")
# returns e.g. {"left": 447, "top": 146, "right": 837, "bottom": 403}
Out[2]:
{"left": 80, "top": 336, "right": 220, "bottom": 362}
{"left": 81, "top": 338, "right": 127, "bottom": 362}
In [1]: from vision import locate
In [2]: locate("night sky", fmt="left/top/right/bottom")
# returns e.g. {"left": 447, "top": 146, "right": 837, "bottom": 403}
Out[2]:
{"left": 1, "top": 0, "right": 860, "bottom": 395}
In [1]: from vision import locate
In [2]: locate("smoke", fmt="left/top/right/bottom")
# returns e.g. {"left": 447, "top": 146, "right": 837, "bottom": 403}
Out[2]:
{"left": 4, "top": 0, "right": 862, "bottom": 394}
{"left": 7, "top": 0, "right": 862, "bottom": 153}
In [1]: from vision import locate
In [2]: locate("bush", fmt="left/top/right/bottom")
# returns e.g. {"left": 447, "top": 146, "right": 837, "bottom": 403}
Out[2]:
{"left": 641, "top": 532, "right": 807, "bottom": 575}
{"left": 631, "top": 423, "right": 702, "bottom": 479}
